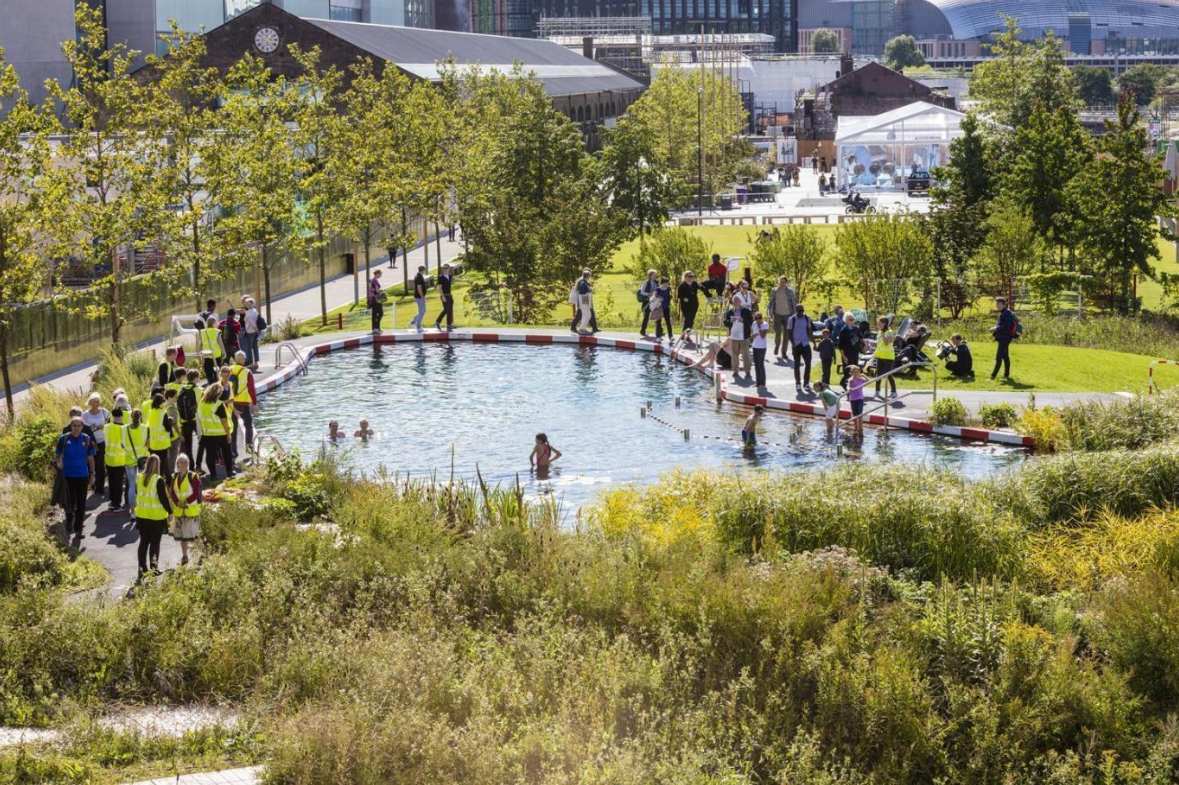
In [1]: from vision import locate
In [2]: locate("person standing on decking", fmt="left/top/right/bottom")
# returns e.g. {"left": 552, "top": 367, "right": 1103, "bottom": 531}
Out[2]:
{"left": 197, "top": 316, "right": 225, "bottom": 384}
{"left": 787, "top": 304, "right": 814, "bottom": 394}
{"left": 638, "top": 269, "right": 659, "bottom": 336}
{"left": 817, "top": 328, "right": 835, "bottom": 387}
{"left": 575, "top": 269, "right": 595, "bottom": 335}
{"left": 652, "top": 277, "right": 673, "bottom": 343}
{"left": 873, "top": 316, "right": 897, "bottom": 399}
{"left": 368, "top": 269, "right": 384, "bottom": 335}
{"left": 241, "top": 297, "right": 261, "bottom": 370}
{"left": 220, "top": 308, "right": 241, "bottom": 362}
{"left": 991, "top": 296, "right": 1016, "bottom": 380}
{"left": 838, "top": 313, "right": 862, "bottom": 390}
{"left": 433, "top": 263, "right": 454, "bottom": 332}
{"left": 728, "top": 302, "right": 751, "bottom": 380}
{"left": 677, "top": 271, "right": 701, "bottom": 344}
{"left": 410, "top": 266, "right": 427, "bottom": 331}
{"left": 825, "top": 305, "right": 846, "bottom": 343}
{"left": 198, "top": 384, "right": 234, "bottom": 481}
{"left": 229, "top": 351, "right": 258, "bottom": 453}
{"left": 768, "top": 276, "right": 797, "bottom": 360}
{"left": 751, "top": 311, "right": 770, "bottom": 389}
{"left": 56, "top": 417, "right": 95, "bottom": 539}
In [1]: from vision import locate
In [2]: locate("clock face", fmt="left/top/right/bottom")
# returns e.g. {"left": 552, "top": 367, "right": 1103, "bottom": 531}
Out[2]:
{"left": 254, "top": 27, "right": 280, "bottom": 54}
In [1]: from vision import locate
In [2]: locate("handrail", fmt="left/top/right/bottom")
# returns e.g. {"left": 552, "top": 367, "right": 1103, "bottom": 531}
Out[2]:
{"left": 832, "top": 360, "right": 937, "bottom": 445}
{"left": 274, "top": 342, "right": 309, "bottom": 376}
{"left": 252, "top": 434, "right": 286, "bottom": 460}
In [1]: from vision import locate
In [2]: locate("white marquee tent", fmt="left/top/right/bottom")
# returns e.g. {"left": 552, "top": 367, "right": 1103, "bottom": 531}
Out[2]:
{"left": 835, "top": 101, "right": 967, "bottom": 190}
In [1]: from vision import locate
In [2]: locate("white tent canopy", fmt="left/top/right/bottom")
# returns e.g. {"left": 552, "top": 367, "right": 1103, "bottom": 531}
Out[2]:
{"left": 835, "top": 101, "right": 967, "bottom": 190}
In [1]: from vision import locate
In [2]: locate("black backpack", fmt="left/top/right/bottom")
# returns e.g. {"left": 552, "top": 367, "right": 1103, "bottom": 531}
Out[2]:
{"left": 177, "top": 385, "right": 198, "bottom": 423}
{"left": 723, "top": 308, "right": 734, "bottom": 328}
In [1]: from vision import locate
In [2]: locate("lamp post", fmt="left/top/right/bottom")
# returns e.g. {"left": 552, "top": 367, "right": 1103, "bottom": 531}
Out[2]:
{"left": 698, "top": 86, "right": 704, "bottom": 217}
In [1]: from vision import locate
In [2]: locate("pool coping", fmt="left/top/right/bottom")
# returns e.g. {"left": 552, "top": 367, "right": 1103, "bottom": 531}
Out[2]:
{"left": 258, "top": 330, "right": 1035, "bottom": 449}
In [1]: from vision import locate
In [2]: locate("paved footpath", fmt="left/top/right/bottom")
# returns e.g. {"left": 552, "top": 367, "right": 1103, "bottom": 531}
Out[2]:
{"left": 125, "top": 766, "right": 261, "bottom": 785}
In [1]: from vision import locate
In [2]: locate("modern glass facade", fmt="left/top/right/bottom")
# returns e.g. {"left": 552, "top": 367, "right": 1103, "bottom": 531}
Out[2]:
{"left": 850, "top": 0, "right": 893, "bottom": 55}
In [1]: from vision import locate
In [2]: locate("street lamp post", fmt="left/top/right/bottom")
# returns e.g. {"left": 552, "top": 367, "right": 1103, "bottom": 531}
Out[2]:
{"left": 698, "top": 86, "right": 704, "bottom": 217}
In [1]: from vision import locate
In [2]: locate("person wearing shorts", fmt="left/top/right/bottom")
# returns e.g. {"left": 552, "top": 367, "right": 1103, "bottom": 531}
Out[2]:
{"left": 847, "top": 366, "right": 866, "bottom": 439}
{"left": 815, "top": 382, "right": 839, "bottom": 438}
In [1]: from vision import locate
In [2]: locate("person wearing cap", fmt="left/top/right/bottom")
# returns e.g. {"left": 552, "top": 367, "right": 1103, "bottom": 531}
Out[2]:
{"left": 433, "top": 263, "right": 455, "bottom": 331}
{"left": 575, "top": 268, "right": 595, "bottom": 334}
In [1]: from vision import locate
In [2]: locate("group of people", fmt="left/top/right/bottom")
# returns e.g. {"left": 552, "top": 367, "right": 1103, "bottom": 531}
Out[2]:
{"left": 194, "top": 296, "right": 264, "bottom": 381}
{"left": 54, "top": 297, "right": 261, "bottom": 579}
{"left": 367, "top": 263, "right": 457, "bottom": 335}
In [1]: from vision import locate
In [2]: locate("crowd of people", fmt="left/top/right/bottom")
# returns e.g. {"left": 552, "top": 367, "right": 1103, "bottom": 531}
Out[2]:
{"left": 53, "top": 296, "right": 260, "bottom": 581}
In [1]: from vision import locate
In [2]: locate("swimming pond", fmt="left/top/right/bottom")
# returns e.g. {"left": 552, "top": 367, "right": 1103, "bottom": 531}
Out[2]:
{"left": 253, "top": 342, "right": 1027, "bottom": 510}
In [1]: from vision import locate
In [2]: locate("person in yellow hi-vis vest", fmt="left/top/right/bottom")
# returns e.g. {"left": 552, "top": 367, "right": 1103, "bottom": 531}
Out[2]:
{"left": 124, "top": 409, "right": 147, "bottom": 508}
{"left": 145, "top": 393, "right": 176, "bottom": 481}
{"left": 229, "top": 351, "right": 258, "bottom": 451}
{"left": 198, "top": 383, "right": 235, "bottom": 480}
{"left": 169, "top": 454, "right": 202, "bottom": 567}
{"left": 134, "top": 454, "right": 172, "bottom": 579}
{"left": 102, "top": 407, "right": 129, "bottom": 511}
{"left": 197, "top": 316, "right": 225, "bottom": 385}
{"left": 873, "top": 315, "right": 897, "bottom": 399}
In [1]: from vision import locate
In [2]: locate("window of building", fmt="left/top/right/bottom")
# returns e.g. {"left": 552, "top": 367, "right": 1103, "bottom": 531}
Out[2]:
{"left": 329, "top": 3, "right": 363, "bottom": 20}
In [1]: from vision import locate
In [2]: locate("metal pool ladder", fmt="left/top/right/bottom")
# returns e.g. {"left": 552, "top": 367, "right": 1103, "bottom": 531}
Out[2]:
{"left": 274, "top": 342, "right": 309, "bottom": 376}
{"left": 833, "top": 361, "right": 938, "bottom": 450}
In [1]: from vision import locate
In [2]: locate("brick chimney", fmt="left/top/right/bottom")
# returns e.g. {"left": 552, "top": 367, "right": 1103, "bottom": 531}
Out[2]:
{"left": 583, "top": 36, "right": 594, "bottom": 60}
{"left": 839, "top": 54, "right": 853, "bottom": 78}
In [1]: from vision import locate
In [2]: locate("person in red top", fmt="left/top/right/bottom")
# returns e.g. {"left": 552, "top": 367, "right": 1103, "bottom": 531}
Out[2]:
{"left": 704, "top": 253, "right": 728, "bottom": 297}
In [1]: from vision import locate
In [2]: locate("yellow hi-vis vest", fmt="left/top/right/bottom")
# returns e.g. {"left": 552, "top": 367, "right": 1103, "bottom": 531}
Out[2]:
{"left": 125, "top": 424, "right": 147, "bottom": 467}
{"left": 198, "top": 398, "right": 228, "bottom": 437}
{"left": 230, "top": 364, "right": 253, "bottom": 405}
{"left": 147, "top": 406, "right": 172, "bottom": 451}
{"left": 874, "top": 332, "right": 896, "bottom": 361}
{"left": 103, "top": 423, "right": 127, "bottom": 466}
{"left": 171, "top": 472, "right": 201, "bottom": 518}
{"left": 135, "top": 474, "right": 168, "bottom": 521}
{"left": 200, "top": 327, "right": 222, "bottom": 359}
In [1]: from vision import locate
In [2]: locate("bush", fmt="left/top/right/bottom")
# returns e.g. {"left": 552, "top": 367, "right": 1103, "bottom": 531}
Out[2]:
{"left": 979, "top": 402, "right": 1019, "bottom": 429}
{"left": 14, "top": 416, "right": 58, "bottom": 482}
{"left": 930, "top": 397, "right": 968, "bottom": 426}
{"left": 1019, "top": 406, "right": 1066, "bottom": 453}
{"left": 1059, "top": 392, "right": 1179, "bottom": 453}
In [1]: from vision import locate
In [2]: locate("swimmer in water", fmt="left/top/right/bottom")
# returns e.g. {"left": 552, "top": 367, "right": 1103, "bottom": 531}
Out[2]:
{"left": 741, "top": 405, "right": 764, "bottom": 449}
{"left": 326, "top": 420, "right": 347, "bottom": 443}
{"left": 353, "top": 419, "right": 374, "bottom": 440}
{"left": 529, "top": 432, "right": 562, "bottom": 477}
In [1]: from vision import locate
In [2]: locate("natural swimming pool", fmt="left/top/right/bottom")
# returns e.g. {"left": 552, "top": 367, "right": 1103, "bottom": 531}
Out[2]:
{"left": 253, "top": 343, "right": 1027, "bottom": 510}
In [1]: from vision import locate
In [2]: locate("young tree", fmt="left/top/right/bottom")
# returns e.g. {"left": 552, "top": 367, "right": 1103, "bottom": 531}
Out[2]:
{"left": 44, "top": 5, "right": 167, "bottom": 351}
{"left": 748, "top": 225, "right": 828, "bottom": 301}
{"left": 598, "top": 114, "right": 679, "bottom": 245}
{"left": 833, "top": 213, "right": 934, "bottom": 314}
{"left": 0, "top": 46, "right": 56, "bottom": 418}
{"left": 289, "top": 45, "right": 345, "bottom": 327}
{"left": 1072, "top": 65, "right": 1114, "bottom": 107}
{"left": 1118, "top": 64, "right": 1168, "bottom": 107}
{"left": 1069, "top": 95, "right": 1178, "bottom": 312}
{"left": 971, "top": 16, "right": 1076, "bottom": 130}
{"left": 810, "top": 29, "right": 840, "bottom": 54}
{"left": 973, "top": 199, "right": 1048, "bottom": 294}
{"left": 205, "top": 54, "right": 305, "bottom": 327}
{"left": 142, "top": 22, "right": 233, "bottom": 313}
{"left": 884, "top": 35, "right": 925, "bottom": 72}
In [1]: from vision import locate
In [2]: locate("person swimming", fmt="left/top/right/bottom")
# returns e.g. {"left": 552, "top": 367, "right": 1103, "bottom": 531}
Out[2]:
{"left": 529, "top": 432, "right": 562, "bottom": 476}
{"left": 353, "top": 419, "right": 375, "bottom": 440}
{"left": 741, "top": 405, "right": 764, "bottom": 449}
{"left": 326, "top": 420, "right": 347, "bottom": 443}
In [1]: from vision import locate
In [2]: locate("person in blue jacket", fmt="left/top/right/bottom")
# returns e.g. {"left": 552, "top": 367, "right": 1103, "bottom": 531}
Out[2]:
{"left": 991, "top": 296, "right": 1016, "bottom": 380}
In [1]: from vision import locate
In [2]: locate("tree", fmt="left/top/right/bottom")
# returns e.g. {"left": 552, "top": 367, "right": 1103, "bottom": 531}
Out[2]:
{"left": 205, "top": 54, "right": 305, "bottom": 327}
{"left": 971, "top": 16, "right": 1076, "bottom": 130}
{"left": 44, "top": 5, "right": 167, "bottom": 352}
{"left": 598, "top": 114, "right": 679, "bottom": 244}
{"left": 1118, "top": 64, "right": 1168, "bottom": 107}
{"left": 1069, "top": 95, "right": 1178, "bottom": 312}
{"left": 635, "top": 227, "right": 712, "bottom": 281}
{"left": 1002, "top": 102, "right": 1090, "bottom": 259}
{"left": 142, "top": 22, "right": 233, "bottom": 313}
{"left": 974, "top": 199, "right": 1048, "bottom": 295}
{"left": 883, "top": 36, "right": 924, "bottom": 72}
{"left": 810, "top": 29, "right": 840, "bottom": 55}
{"left": 748, "top": 225, "right": 828, "bottom": 301}
{"left": 0, "top": 45, "right": 56, "bottom": 418}
{"left": 932, "top": 113, "right": 994, "bottom": 210}
{"left": 833, "top": 213, "right": 934, "bottom": 314}
{"left": 1072, "top": 65, "right": 1114, "bottom": 107}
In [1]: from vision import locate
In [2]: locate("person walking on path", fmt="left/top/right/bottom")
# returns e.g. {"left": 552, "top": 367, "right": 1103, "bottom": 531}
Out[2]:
{"left": 818, "top": 328, "right": 835, "bottom": 387}
{"left": 433, "top": 263, "right": 455, "bottom": 331}
{"left": 768, "top": 277, "right": 797, "bottom": 359}
{"left": 217, "top": 365, "right": 238, "bottom": 459}
{"left": 198, "top": 316, "right": 225, "bottom": 384}
{"left": 55, "top": 417, "right": 94, "bottom": 539}
{"left": 241, "top": 297, "right": 262, "bottom": 369}
{"left": 103, "top": 407, "right": 129, "bottom": 512}
{"left": 873, "top": 316, "right": 898, "bottom": 398}
{"left": 229, "top": 351, "right": 258, "bottom": 452}
{"left": 169, "top": 454, "right": 201, "bottom": 567}
{"left": 197, "top": 299, "right": 218, "bottom": 330}
{"left": 368, "top": 269, "right": 385, "bottom": 334}
{"left": 198, "top": 384, "right": 235, "bottom": 481}
{"left": 177, "top": 369, "right": 200, "bottom": 464}
{"left": 638, "top": 270, "right": 659, "bottom": 336}
{"left": 125, "top": 409, "right": 147, "bottom": 509}
{"left": 838, "top": 313, "right": 862, "bottom": 390}
{"left": 787, "top": 304, "right": 814, "bottom": 393}
{"left": 652, "top": 277, "right": 673, "bottom": 343}
{"left": 82, "top": 393, "right": 110, "bottom": 497}
{"left": 220, "top": 308, "right": 241, "bottom": 362}
{"left": 677, "top": 271, "right": 701, "bottom": 343}
{"left": 990, "top": 296, "right": 1016, "bottom": 380}
{"left": 156, "top": 346, "right": 179, "bottom": 388}
{"left": 751, "top": 311, "right": 770, "bottom": 389}
{"left": 575, "top": 269, "right": 595, "bottom": 335}
{"left": 134, "top": 454, "right": 172, "bottom": 579}
{"left": 410, "top": 266, "right": 427, "bottom": 331}
{"left": 146, "top": 393, "right": 177, "bottom": 483}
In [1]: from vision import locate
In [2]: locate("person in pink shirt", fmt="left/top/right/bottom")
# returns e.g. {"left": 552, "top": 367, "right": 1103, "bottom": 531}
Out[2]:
{"left": 847, "top": 365, "right": 866, "bottom": 439}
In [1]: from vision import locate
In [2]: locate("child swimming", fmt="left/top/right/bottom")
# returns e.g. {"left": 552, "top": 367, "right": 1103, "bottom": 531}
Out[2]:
{"left": 529, "top": 432, "right": 563, "bottom": 474}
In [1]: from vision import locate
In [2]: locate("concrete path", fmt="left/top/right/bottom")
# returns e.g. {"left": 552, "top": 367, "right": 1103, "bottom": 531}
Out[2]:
{"left": 125, "top": 766, "right": 261, "bottom": 785}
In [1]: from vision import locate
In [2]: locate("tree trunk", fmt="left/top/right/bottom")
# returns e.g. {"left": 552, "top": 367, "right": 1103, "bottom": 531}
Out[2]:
{"left": 434, "top": 197, "right": 442, "bottom": 264}
{"left": 317, "top": 214, "right": 328, "bottom": 326}
{"left": 0, "top": 323, "right": 12, "bottom": 421}
{"left": 363, "top": 228, "right": 372, "bottom": 307}
{"left": 423, "top": 214, "right": 430, "bottom": 275}
{"left": 262, "top": 245, "right": 273, "bottom": 328}
{"left": 400, "top": 208, "right": 409, "bottom": 291}
{"left": 192, "top": 215, "right": 202, "bottom": 313}
{"left": 110, "top": 244, "right": 121, "bottom": 353}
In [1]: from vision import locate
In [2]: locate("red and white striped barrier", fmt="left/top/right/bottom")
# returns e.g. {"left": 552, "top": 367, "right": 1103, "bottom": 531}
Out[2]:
{"left": 1148, "top": 359, "right": 1178, "bottom": 395}
{"left": 258, "top": 330, "right": 1034, "bottom": 448}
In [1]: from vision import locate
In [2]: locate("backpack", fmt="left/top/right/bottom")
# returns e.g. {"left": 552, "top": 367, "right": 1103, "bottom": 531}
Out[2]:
{"left": 723, "top": 308, "right": 734, "bottom": 328}
{"left": 255, "top": 313, "right": 267, "bottom": 331}
{"left": 177, "top": 385, "right": 198, "bottom": 423}
{"left": 1011, "top": 313, "right": 1023, "bottom": 339}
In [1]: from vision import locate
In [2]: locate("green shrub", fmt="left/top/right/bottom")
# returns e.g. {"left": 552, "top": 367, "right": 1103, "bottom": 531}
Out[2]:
{"left": 1090, "top": 569, "right": 1179, "bottom": 708}
{"left": 1019, "top": 406, "right": 1066, "bottom": 453}
{"left": 1059, "top": 392, "right": 1179, "bottom": 453}
{"left": 14, "top": 416, "right": 58, "bottom": 482}
{"left": 979, "top": 402, "right": 1019, "bottom": 429}
{"left": 930, "top": 397, "right": 968, "bottom": 426}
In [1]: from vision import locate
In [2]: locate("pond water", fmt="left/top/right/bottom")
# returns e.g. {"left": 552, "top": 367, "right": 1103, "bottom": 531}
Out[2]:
{"left": 253, "top": 343, "right": 1026, "bottom": 510}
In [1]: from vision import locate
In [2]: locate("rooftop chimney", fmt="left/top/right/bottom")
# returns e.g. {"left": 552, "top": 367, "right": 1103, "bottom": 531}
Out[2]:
{"left": 583, "top": 36, "right": 594, "bottom": 60}
{"left": 839, "top": 54, "right": 853, "bottom": 77}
